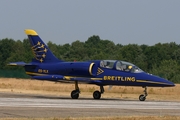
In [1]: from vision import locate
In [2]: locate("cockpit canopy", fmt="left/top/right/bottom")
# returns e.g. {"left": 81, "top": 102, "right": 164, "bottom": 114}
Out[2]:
{"left": 100, "top": 60, "right": 143, "bottom": 73}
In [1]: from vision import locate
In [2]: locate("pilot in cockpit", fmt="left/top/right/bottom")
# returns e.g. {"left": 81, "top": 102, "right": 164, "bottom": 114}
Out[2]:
{"left": 105, "top": 61, "right": 110, "bottom": 68}
{"left": 100, "top": 61, "right": 110, "bottom": 68}
{"left": 128, "top": 65, "right": 132, "bottom": 70}
{"left": 125, "top": 65, "right": 132, "bottom": 71}
{"left": 100, "top": 61, "right": 105, "bottom": 67}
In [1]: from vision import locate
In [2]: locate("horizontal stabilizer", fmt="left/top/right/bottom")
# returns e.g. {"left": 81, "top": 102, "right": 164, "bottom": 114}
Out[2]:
{"left": 8, "top": 62, "right": 27, "bottom": 66}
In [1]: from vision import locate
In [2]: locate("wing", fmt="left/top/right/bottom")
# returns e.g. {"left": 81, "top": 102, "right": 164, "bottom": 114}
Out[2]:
{"left": 31, "top": 75, "right": 102, "bottom": 84}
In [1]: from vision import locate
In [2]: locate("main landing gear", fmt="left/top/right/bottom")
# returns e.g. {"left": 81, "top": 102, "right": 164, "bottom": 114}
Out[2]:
{"left": 71, "top": 81, "right": 80, "bottom": 99}
{"left": 71, "top": 82, "right": 148, "bottom": 101}
{"left": 70, "top": 81, "right": 104, "bottom": 99}
{"left": 139, "top": 86, "right": 148, "bottom": 101}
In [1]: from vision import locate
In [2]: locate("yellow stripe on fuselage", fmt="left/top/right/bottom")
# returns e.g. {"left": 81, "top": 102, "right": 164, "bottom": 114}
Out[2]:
{"left": 24, "top": 29, "right": 38, "bottom": 36}
{"left": 26, "top": 72, "right": 47, "bottom": 76}
{"left": 136, "top": 80, "right": 171, "bottom": 85}
{"left": 91, "top": 78, "right": 102, "bottom": 80}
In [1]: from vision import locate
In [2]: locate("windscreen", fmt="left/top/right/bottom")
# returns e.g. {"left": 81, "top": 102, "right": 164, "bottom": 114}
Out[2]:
{"left": 116, "top": 61, "right": 144, "bottom": 73}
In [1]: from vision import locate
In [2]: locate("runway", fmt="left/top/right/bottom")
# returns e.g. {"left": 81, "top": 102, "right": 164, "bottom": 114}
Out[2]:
{"left": 0, "top": 92, "right": 180, "bottom": 118}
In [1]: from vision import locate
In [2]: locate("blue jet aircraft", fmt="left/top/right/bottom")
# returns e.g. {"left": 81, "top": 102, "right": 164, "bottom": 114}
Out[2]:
{"left": 9, "top": 29, "right": 175, "bottom": 101}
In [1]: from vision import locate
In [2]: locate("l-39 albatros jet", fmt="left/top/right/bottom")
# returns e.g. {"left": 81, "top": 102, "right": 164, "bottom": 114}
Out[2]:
{"left": 9, "top": 29, "right": 175, "bottom": 101}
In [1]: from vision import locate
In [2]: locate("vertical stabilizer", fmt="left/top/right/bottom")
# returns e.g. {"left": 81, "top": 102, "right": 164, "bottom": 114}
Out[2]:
{"left": 25, "top": 29, "right": 61, "bottom": 63}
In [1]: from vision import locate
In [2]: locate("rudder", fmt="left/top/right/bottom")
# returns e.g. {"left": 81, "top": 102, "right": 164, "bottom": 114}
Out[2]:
{"left": 25, "top": 29, "right": 62, "bottom": 63}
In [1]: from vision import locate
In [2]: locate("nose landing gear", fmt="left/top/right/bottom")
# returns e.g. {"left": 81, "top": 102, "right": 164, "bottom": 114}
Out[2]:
{"left": 139, "top": 87, "right": 148, "bottom": 101}
{"left": 93, "top": 86, "right": 104, "bottom": 99}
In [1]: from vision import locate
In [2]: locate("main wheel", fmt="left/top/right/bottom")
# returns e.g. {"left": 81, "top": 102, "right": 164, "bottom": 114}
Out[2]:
{"left": 139, "top": 94, "right": 146, "bottom": 101}
{"left": 71, "top": 90, "right": 79, "bottom": 99}
{"left": 93, "top": 91, "right": 101, "bottom": 99}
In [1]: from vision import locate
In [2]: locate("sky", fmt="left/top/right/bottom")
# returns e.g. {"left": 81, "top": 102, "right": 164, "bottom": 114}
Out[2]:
{"left": 0, "top": 0, "right": 180, "bottom": 45}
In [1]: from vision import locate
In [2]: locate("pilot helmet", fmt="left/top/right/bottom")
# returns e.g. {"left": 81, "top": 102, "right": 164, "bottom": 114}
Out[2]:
{"left": 128, "top": 65, "right": 132, "bottom": 69}
{"left": 100, "top": 61, "right": 105, "bottom": 67}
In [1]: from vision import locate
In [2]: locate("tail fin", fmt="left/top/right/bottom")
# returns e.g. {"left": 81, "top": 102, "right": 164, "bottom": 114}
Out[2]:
{"left": 25, "top": 29, "right": 62, "bottom": 63}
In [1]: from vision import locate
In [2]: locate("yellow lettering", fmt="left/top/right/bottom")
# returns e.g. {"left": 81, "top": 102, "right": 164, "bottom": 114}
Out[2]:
{"left": 38, "top": 69, "right": 49, "bottom": 73}
{"left": 127, "top": 77, "right": 131, "bottom": 81}
{"left": 121, "top": 77, "right": 125, "bottom": 81}
{"left": 43, "top": 70, "right": 48, "bottom": 73}
{"left": 132, "top": 77, "right": 135, "bottom": 82}
{"left": 108, "top": 76, "right": 111, "bottom": 80}
{"left": 38, "top": 69, "right": 42, "bottom": 73}
{"left": 103, "top": 76, "right": 136, "bottom": 82}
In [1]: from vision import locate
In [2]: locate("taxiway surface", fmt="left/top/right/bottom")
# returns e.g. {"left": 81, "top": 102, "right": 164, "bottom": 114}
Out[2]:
{"left": 0, "top": 92, "right": 180, "bottom": 118}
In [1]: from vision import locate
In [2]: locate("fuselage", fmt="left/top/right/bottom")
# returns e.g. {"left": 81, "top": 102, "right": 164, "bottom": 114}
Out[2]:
{"left": 24, "top": 60, "right": 175, "bottom": 87}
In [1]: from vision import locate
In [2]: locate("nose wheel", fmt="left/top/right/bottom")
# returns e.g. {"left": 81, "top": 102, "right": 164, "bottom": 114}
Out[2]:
{"left": 139, "top": 87, "right": 148, "bottom": 101}
{"left": 93, "top": 91, "right": 101, "bottom": 99}
{"left": 93, "top": 86, "right": 104, "bottom": 99}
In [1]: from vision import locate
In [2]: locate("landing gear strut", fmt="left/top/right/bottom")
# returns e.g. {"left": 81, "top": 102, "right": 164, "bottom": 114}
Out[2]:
{"left": 71, "top": 81, "right": 80, "bottom": 99}
{"left": 139, "top": 87, "right": 148, "bottom": 101}
{"left": 93, "top": 86, "right": 104, "bottom": 99}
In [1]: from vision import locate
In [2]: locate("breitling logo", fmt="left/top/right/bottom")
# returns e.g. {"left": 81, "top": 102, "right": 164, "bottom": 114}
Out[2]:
{"left": 97, "top": 67, "right": 104, "bottom": 75}
{"left": 31, "top": 41, "right": 48, "bottom": 63}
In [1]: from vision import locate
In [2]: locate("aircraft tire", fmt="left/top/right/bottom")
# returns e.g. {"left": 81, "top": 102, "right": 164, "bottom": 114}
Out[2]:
{"left": 93, "top": 91, "right": 101, "bottom": 99}
{"left": 71, "top": 90, "right": 79, "bottom": 99}
{"left": 139, "top": 94, "right": 146, "bottom": 101}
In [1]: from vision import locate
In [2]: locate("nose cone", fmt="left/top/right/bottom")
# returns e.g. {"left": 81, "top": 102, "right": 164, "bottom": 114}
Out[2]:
{"left": 141, "top": 73, "right": 175, "bottom": 87}
{"left": 163, "top": 79, "right": 175, "bottom": 87}
{"left": 151, "top": 75, "right": 175, "bottom": 87}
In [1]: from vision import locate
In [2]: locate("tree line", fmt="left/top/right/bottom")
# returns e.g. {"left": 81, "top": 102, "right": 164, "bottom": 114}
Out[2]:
{"left": 0, "top": 36, "right": 180, "bottom": 83}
